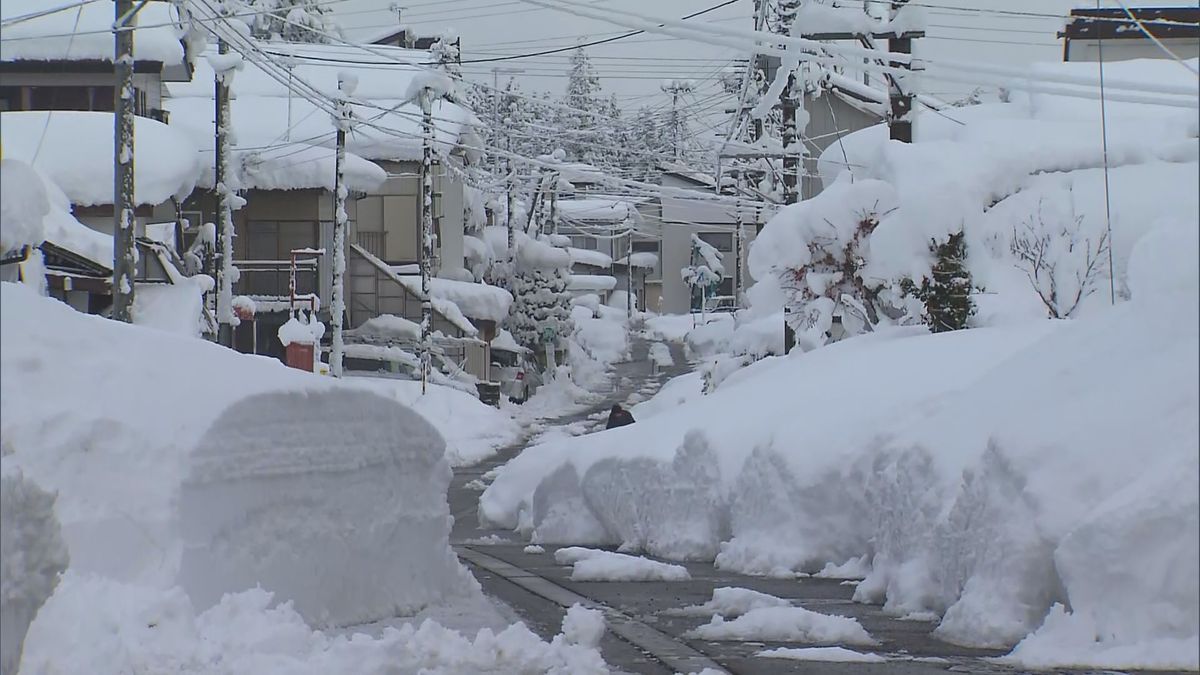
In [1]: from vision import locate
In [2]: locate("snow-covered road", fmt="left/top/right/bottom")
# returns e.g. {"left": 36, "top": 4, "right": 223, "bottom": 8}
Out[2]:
{"left": 448, "top": 339, "right": 1194, "bottom": 675}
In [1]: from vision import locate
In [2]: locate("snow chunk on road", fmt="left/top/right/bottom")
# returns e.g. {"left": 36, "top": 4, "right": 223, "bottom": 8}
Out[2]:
{"left": 562, "top": 604, "right": 606, "bottom": 648}
{"left": 665, "top": 587, "right": 791, "bottom": 618}
{"left": 20, "top": 574, "right": 612, "bottom": 674}
{"left": 756, "top": 646, "right": 885, "bottom": 663}
{"left": 686, "top": 606, "right": 877, "bottom": 646}
{"left": 554, "top": 548, "right": 690, "bottom": 582}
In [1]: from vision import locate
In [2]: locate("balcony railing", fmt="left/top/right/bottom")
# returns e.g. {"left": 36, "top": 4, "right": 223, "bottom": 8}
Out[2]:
{"left": 234, "top": 259, "right": 318, "bottom": 302}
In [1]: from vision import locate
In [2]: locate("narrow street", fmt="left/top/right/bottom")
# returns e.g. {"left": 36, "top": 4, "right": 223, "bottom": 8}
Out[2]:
{"left": 448, "top": 339, "right": 1187, "bottom": 675}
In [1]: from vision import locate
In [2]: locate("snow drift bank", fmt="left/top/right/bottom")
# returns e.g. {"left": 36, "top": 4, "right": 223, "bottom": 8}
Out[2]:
{"left": 480, "top": 220, "right": 1199, "bottom": 667}
{"left": 18, "top": 576, "right": 610, "bottom": 675}
{"left": 0, "top": 283, "right": 487, "bottom": 629}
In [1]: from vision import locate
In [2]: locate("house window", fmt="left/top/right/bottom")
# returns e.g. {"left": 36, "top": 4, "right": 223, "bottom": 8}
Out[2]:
{"left": 28, "top": 85, "right": 116, "bottom": 112}
{"left": 571, "top": 236, "right": 598, "bottom": 251}
{"left": 0, "top": 86, "right": 19, "bottom": 111}
{"left": 696, "top": 231, "right": 733, "bottom": 252}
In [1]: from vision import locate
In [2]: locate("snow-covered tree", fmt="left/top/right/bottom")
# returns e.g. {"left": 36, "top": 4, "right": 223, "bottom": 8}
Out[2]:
{"left": 560, "top": 48, "right": 605, "bottom": 165}
{"left": 507, "top": 236, "right": 574, "bottom": 366}
{"left": 682, "top": 234, "right": 725, "bottom": 311}
{"left": 246, "top": 0, "right": 339, "bottom": 42}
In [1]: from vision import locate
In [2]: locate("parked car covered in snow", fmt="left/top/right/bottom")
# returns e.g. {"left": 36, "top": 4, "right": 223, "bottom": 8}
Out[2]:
{"left": 491, "top": 330, "right": 541, "bottom": 403}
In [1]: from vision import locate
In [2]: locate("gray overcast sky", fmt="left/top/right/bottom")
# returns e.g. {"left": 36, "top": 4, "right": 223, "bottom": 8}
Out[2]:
{"left": 332, "top": 0, "right": 1188, "bottom": 108}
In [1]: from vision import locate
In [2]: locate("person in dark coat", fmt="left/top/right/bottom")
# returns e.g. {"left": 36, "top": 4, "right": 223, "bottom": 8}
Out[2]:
{"left": 606, "top": 404, "right": 635, "bottom": 430}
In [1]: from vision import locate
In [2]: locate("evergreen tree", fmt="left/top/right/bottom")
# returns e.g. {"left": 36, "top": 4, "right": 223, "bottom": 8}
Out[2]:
{"left": 910, "top": 232, "right": 976, "bottom": 332}
{"left": 561, "top": 48, "right": 604, "bottom": 165}
{"left": 508, "top": 267, "right": 574, "bottom": 362}
{"left": 247, "top": 0, "right": 337, "bottom": 43}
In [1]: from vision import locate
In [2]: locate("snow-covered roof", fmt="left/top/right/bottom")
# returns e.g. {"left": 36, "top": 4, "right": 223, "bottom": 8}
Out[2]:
{"left": 615, "top": 252, "right": 660, "bottom": 269}
{"left": 0, "top": 0, "right": 186, "bottom": 66}
{"left": 567, "top": 247, "right": 613, "bottom": 269}
{"left": 351, "top": 313, "right": 421, "bottom": 341}
{"left": 568, "top": 274, "right": 618, "bottom": 292}
{"left": 490, "top": 328, "right": 527, "bottom": 354}
{"left": 557, "top": 198, "right": 639, "bottom": 223}
{"left": 236, "top": 143, "right": 386, "bottom": 193}
{"left": 0, "top": 111, "right": 201, "bottom": 208}
{"left": 165, "top": 43, "right": 480, "bottom": 178}
{"left": 392, "top": 275, "right": 513, "bottom": 323}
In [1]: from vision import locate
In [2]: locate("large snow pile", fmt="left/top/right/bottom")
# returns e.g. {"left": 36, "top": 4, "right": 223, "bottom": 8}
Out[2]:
{"left": 480, "top": 219, "right": 1198, "bottom": 667}
{"left": 0, "top": 284, "right": 516, "bottom": 632}
{"left": 0, "top": 159, "right": 127, "bottom": 269}
{"left": 777, "top": 58, "right": 1200, "bottom": 329}
{"left": 18, "top": 577, "right": 611, "bottom": 674}
{"left": 0, "top": 467, "right": 68, "bottom": 675}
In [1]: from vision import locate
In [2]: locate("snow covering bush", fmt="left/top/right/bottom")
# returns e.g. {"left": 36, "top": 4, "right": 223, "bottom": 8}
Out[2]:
{"left": 0, "top": 285, "right": 518, "bottom": 638}
{"left": 480, "top": 215, "right": 1198, "bottom": 666}
{"left": 18, "top": 574, "right": 611, "bottom": 675}
{"left": 0, "top": 465, "right": 68, "bottom": 675}
{"left": 749, "top": 176, "right": 923, "bottom": 350}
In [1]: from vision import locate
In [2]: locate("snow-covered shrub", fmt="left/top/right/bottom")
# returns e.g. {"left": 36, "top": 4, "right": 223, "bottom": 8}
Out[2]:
{"left": 1006, "top": 193, "right": 1110, "bottom": 319}
{"left": 750, "top": 178, "right": 922, "bottom": 351}
{"left": 1, "top": 463, "right": 68, "bottom": 675}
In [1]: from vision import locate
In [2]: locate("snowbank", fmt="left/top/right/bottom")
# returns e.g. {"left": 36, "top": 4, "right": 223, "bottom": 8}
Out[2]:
{"left": 132, "top": 280, "right": 208, "bottom": 337}
{"left": 479, "top": 217, "right": 1198, "bottom": 665}
{"left": 0, "top": 468, "right": 68, "bottom": 675}
{"left": 0, "top": 284, "right": 515, "bottom": 630}
{"left": 19, "top": 575, "right": 611, "bottom": 674}
{"left": 0, "top": 111, "right": 201, "bottom": 207}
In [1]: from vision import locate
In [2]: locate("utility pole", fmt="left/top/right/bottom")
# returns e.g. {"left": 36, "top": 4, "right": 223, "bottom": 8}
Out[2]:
{"left": 505, "top": 155, "right": 517, "bottom": 288}
{"left": 213, "top": 31, "right": 236, "bottom": 347}
{"left": 887, "top": 0, "right": 914, "bottom": 143}
{"left": 776, "top": 0, "right": 801, "bottom": 206}
{"left": 660, "top": 80, "right": 694, "bottom": 162}
{"left": 112, "top": 0, "right": 137, "bottom": 322}
{"left": 330, "top": 73, "right": 354, "bottom": 378}
{"left": 734, "top": 176, "right": 745, "bottom": 302}
{"left": 773, "top": 0, "right": 802, "bottom": 351}
{"left": 491, "top": 67, "right": 525, "bottom": 175}
{"left": 625, "top": 231, "right": 634, "bottom": 320}
{"left": 419, "top": 87, "right": 436, "bottom": 394}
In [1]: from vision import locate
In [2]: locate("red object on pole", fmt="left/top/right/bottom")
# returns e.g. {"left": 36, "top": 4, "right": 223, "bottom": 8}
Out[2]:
{"left": 285, "top": 341, "right": 315, "bottom": 371}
